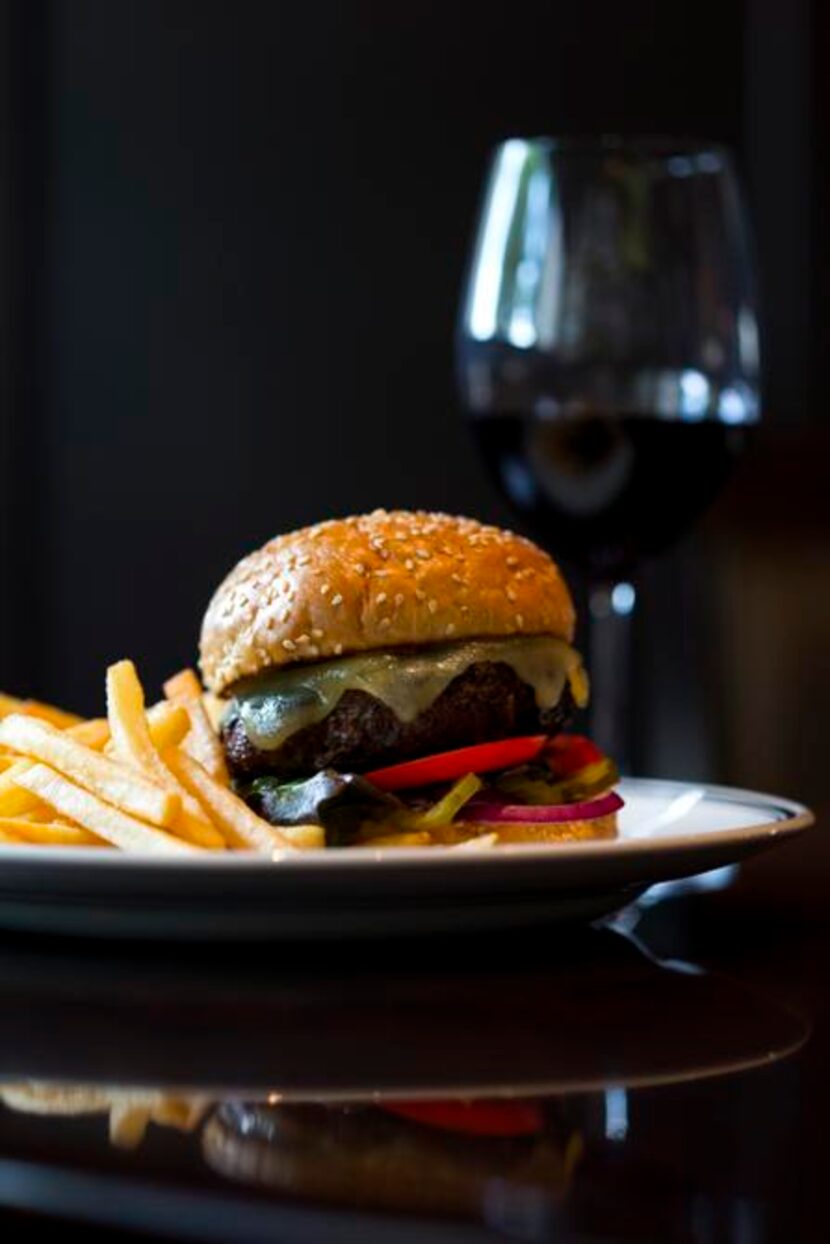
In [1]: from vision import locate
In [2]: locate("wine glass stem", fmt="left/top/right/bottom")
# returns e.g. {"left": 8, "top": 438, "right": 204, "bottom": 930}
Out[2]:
{"left": 588, "top": 581, "right": 636, "bottom": 774}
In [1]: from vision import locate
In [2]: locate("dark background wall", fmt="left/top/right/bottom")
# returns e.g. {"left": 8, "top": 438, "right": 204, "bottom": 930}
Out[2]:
{"left": 0, "top": 1, "right": 825, "bottom": 801}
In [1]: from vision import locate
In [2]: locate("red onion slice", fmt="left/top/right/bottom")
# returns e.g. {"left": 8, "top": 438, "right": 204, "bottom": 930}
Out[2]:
{"left": 464, "top": 790, "right": 623, "bottom": 824}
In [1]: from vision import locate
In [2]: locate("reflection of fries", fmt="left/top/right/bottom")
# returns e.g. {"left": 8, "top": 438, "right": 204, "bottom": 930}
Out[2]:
{"left": 164, "top": 669, "right": 229, "bottom": 783}
{"left": 109, "top": 1102, "right": 152, "bottom": 1149}
{"left": 1, "top": 1082, "right": 212, "bottom": 1152}
{"left": 0, "top": 715, "right": 180, "bottom": 829}
{"left": 14, "top": 765, "right": 195, "bottom": 855}
{"left": 164, "top": 747, "right": 292, "bottom": 853}
{"left": 107, "top": 661, "right": 223, "bottom": 849}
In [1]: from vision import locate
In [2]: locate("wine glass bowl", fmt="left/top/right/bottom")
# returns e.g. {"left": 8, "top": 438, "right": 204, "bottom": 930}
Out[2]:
{"left": 457, "top": 136, "right": 760, "bottom": 762}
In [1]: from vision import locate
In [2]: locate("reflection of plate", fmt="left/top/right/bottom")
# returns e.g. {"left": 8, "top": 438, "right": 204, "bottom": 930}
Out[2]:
{"left": 0, "top": 780, "right": 812, "bottom": 938}
{"left": 0, "top": 928, "right": 808, "bottom": 1098}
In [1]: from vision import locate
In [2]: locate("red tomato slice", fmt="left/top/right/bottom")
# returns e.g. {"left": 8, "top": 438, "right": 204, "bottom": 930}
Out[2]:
{"left": 380, "top": 1099, "right": 544, "bottom": 1137}
{"left": 364, "top": 736, "right": 547, "bottom": 791}
{"left": 544, "top": 733, "right": 605, "bottom": 778}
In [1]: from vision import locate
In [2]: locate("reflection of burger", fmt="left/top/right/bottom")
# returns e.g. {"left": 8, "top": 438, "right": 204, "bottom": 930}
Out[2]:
{"left": 200, "top": 511, "right": 620, "bottom": 847}
{"left": 203, "top": 1101, "right": 581, "bottom": 1219}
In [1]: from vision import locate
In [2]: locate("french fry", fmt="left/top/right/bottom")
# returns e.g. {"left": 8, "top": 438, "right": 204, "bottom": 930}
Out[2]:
{"left": 164, "top": 747, "right": 293, "bottom": 852}
{"left": 68, "top": 718, "right": 110, "bottom": 749}
{"left": 14, "top": 765, "right": 195, "bottom": 855}
{"left": 0, "top": 696, "right": 83, "bottom": 729}
{"left": 146, "top": 702, "right": 190, "bottom": 750}
{"left": 164, "top": 669, "right": 229, "bottom": 783}
{"left": 356, "top": 831, "right": 432, "bottom": 848}
{"left": 0, "top": 718, "right": 112, "bottom": 819}
{"left": 101, "top": 703, "right": 190, "bottom": 758}
{"left": 280, "top": 823, "right": 326, "bottom": 850}
{"left": 0, "top": 760, "right": 53, "bottom": 818}
{"left": 106, "top": 661, "right": 223, "bottom": 849}
{"left": 0, "top": 818, "right": 102, "bottom": 846}
{"left": 0, "top": 715, "right": 180, "bottom": 829}
{"left": 0, "top": 693, "right": 25, "bottom": 719}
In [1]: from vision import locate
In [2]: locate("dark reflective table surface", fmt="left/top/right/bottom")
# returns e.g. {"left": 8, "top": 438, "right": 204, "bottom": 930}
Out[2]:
{"left": 0, "top": 817, "right": 826, "bottom": 1244}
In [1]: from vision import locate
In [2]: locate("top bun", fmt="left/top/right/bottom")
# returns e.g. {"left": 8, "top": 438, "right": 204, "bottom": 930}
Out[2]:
{"left": 200, "top": 510, "right": 575, "bottom": 694}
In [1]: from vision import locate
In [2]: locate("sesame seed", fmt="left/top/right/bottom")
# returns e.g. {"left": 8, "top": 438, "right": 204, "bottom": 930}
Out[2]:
{"left": 308, "top": 645, "right": 320, "bottom": 657}
{"left": 507, "top": 556, "right": 519, "bottom": 567}
{"left": 379, "top": 617, "right": 391, "bottom": 629}
{"left": 446, "top": 622, "right": 456, "bottom": 635}
{"left": 428, "top": 599, "right": 438, "bottom": 614}
{"left": 460, "top": 605, "right": 469, "bottom": 613}
{"left": 320, "top": 583, "right": 330, "bottom": 596}
{"left": 334, "top": 642, "right": 343, "bottom": 655}
{"left": 331, "top": 593, "right": 343, "bottom": 606}
{"left": 394, "top": 593, "right": 404, "bottom": 606}
{"left": 282, "top": 639, "right": 296, "bottom": 652}
{"left": 311, "top": 628, "right": 323, "bottom": 640}
{"left": 355, "top": 562, "right": 366, "bottom": 575}
{"left": 378, "top": 548, "right": 390, "bottom": 560}
{"left": 404, "top": 559, "right": 415, "bottom": 571}
{"left": 416, "top": 548, "right": 430, "bottom": 560}
{"left": 515, "top": 613, "right": 524, "bottom": 627}
{"left": 451, "top": 573, "right": 463, "bottom": 585}
{"left": 506, "top": 587, "right": 517, "bottom": 602}
{"left": 376, "top": 592, "right": 387, "bottom": 605}
{"left": 296, "top": 633, "right": 310, "bottom": 644}
{"left": 415, "top": 588, "right": 426, "bottom": 601}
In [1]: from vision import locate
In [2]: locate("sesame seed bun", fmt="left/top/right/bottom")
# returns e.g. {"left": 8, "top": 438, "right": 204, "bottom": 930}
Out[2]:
{"left": 200, "top": 511, "right": 575, "bottom": 696}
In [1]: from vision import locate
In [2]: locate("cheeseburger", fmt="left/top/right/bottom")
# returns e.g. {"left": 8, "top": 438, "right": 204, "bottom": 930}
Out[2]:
{"left": 199, "top": 511, "right": 620, "bottom": 846}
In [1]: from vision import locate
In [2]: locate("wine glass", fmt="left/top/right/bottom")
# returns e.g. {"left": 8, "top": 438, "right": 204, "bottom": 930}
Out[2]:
{"left": 457, "top": 136, "right": 760, "bottom": 769}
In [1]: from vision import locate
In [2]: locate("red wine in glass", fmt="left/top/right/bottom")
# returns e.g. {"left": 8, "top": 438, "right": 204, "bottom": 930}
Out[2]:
{"left": 457, "top": 138, "right": 761, "bottom": 767}
{"left": 470, "top": 411, "right": 748, "bottom": 582}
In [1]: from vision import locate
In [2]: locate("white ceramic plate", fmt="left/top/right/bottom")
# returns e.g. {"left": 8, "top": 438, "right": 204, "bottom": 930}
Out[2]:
{"left": 0, "top": 778, "right": 812, "bottom": 940}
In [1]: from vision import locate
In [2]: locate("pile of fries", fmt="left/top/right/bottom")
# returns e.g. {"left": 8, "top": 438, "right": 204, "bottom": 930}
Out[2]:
{"left": 0, "top": 661, "right": 322, "bottom": 854}
{"left": 0, "top": 1081, "right": 210, "bottom": 1149}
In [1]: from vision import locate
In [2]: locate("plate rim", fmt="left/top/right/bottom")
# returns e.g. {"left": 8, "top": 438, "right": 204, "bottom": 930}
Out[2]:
{"left": 0, "top": 777, "right": 814, "bottom": 870}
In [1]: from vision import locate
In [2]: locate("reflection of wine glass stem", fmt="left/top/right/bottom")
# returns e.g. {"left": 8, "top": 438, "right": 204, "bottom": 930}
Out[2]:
{"left": 588, "top": 580, "right": 636, "bottom": 773}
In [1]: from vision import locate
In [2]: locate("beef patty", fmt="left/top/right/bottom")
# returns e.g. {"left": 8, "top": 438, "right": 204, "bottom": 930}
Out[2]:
{"left": 222, "top": 661, "right": 575, "bottom": 780}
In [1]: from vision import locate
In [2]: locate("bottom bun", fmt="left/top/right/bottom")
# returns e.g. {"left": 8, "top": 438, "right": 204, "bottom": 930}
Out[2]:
{"left": 430, "top": 813, "right": 618, "bottom": 845}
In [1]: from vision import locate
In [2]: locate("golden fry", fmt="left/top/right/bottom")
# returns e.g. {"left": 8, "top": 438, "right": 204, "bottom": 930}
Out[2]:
{"left": 106, "top": 661, "right": 223, "bottom": 849}
{"left": 146, "top": 702, "right": 190, "bottom": 750}
{"left": 279, "top": 823, "right": 326, "bottom": 850}
{"left": 67, "top": 718, "right": 110, "bottom": 749}
{"left": 14, "top": 765, "right": 195, "bottom": 855}
{"left": 164, "top": 747, "right": 292, "bottom": 852}
{"left": 0, "top": 693, "right": 25, "bottom": 720}
{"left": 0, "top": 696, "right": 83, "bottom": 729}
{"left": 164, "top": 669, "right": 229, "bottom": 783}
{"left": 0, "top": 714, "right": 180, "bottom": 829}
{"left": 0, "top": 818, "right": 102, "bottom": 846}
{"left": 356, "top": 830, "right": 432, "bottom": 848}
{"left": 0, "top": 760, "right": 50, "bottom": 818}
